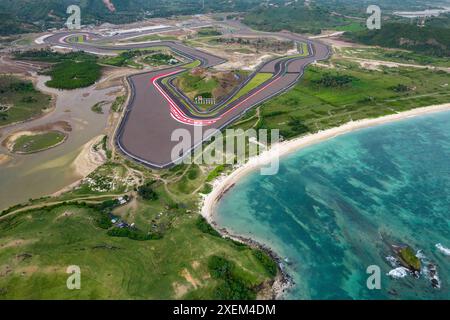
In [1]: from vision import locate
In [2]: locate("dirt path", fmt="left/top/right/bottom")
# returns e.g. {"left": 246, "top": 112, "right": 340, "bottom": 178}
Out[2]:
{"left": 341, "top": 56, "right": 450, "bottom": 72}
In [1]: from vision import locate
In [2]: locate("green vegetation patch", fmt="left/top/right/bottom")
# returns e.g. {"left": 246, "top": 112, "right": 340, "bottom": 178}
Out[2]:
{"left": 14, "top": 49, "right": 96, "bottom": 63}
{"left": 206, "top": 165, "right": 226, "bottom": 182}
{"left": 143, "top": 52, "right": 179, "bottom": 66}
{"left": 100, "top": 51, "right": 140, "bottom": 68}
{"left": 173, "top": 68, "right": 249, "bottom": 110}
{"left": 123, "top": 34, "right": 177, "bottom": 42}
{"left": 107, "top": 227, "right": 162, "bottom": 241}
{"left": 207, "top": 255, "right": 256, "bottom": 300}
{"left": 398, "top": 246, "right": 421, "bottom": 271}
{"left": 11, "top": 131, "right": 66, "bottom": 154}
{"left": 72, "top": 163, "right": 130, "bottom": 196}
{"left": 334, "top": 22, "right": 365, "bottom": 32}
{"left": 196, "top": 216, "right": 220, "bottom": 237}
{"left": 0, "top": 75, "right": 51, "bottom": 126}
{"left": 229, "top": 72, "right": 273, "bottom": 103}
{"left": 196, "top": 27, "right": 222, "bottom": 37}
{"left": 232, "top": 60, "right": 450, "bottom": 140}
{"left": 183, "top": 59, "right": 201, "bottom": 69}
{"left": 13, "top": 50, "right": 102, "bottom": 89}
{"left": 344, "top": 23, "right": 450, "bottom": 57}
{"left": 0, "top": 201, "right": 274, "bottom": 299}
{"left": 252, "top": 250, "right": 277, "bottom": 278}
{"left": 337, "top": 47, "right": 450, "bottom": 68}
{"left": 111, "top": 95, "right": 126, "bottom": 112}
{"left": 312, "top": 73, "right": 357, "bottom": 87}
{"left": 137, "top": 181, "right": 159, "bottom": 201}
{"left": 175, "top": 70, "right": 219, "bottom": 97}
{"left": 45, "top": 60, "right": 101, "bottom": 89}
{"left": 100, "top": 49, "right": 178, "bottom": 69}
{"left": 243, "top": 3, "right": 354, "bottom": 35}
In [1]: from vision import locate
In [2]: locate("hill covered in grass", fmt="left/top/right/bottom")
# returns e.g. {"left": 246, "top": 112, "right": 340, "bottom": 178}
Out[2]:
{"left": 0, "top": 75, "right": 52, "bottom": 126}
{"left": 241, "top": 0, "right": 443, "bottom": 35}
{"left": 344, "top": 23, "right": 450, "bottom": 57}
{"left": 243, "top": 2, "right": 353, "bottom": 35}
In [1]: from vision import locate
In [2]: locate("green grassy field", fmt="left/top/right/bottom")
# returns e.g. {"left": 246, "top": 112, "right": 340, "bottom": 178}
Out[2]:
{"left": 229, "top": 73, "right": 273, "bottom": 104}
{"left": 143, "top": 53, "right": 179, "bottom": 67}
{"left": 0, "top": 182, "right": 274, "bottom": 299}
{"left": 196, "top": 27, "right": 222, "bottom": 37}
{"left": 66, "top": 35, "right": 85, "bottom": 44}
{"left": 14, "top": 50, "right": 95, "bottom": 64}
{"left": 174, "top": 72, "right": 219, "bottom": 99}
{"left": 243, "top": 2, "right": 355, "bottom": 35}
{"left": 14, "top": 50, "right": 102, "bottom": 90}
{"left": 337, "top": 47, "right": 450, "bottom": 68}
{"left": 123, "top": 34, "right": 177, "bottom": 42}
{"left": 111, "top": 95, "right": 126, "bottom": 113}
{"left": 0, "top": 76, "right": 52, "bottom": 127}
{"left": 334, "top": 22, "right": 365, "bottom": 32}
{"left": 182, "top": 59, "right": 201, "bottom": 69}
{"left": 91, "top": 101, "right": 105, "bottom": 114}
{"left": 232, "top": 60, "right": 450, "bottom": 138}
{"left": 0, "top": 144, "right": 278, "bottom": 299}
{"left": 11, "top": 131, "right": 66, "bottom": 154}
{"left": 67, "top": 163, "right": 130, "bottom": 197}
{"left": 45, "top": 60, "right": 102, "bottom": 90}
{"left": 344, "top": 23, "right": 450, "bottom": 57}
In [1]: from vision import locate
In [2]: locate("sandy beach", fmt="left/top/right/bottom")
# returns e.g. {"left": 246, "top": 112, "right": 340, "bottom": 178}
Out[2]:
{"left": 0, "top": 154, "right": 11, "bottom": 165}
{"left": 51, "top": 135, "right": 107, "bottom": 197}
{"left": 201, "top": 103, "right": 450, "bottom": 222}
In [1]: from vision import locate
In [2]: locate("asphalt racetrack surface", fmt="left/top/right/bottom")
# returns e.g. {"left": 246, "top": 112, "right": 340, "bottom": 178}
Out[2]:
{"left": 45, "top": 24, "right": 330, "bottom": 168}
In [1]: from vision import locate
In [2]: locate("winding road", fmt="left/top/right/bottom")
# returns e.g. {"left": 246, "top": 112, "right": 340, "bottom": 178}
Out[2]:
{"left": 44, "top": 21, "right": 331, "bottom": 168}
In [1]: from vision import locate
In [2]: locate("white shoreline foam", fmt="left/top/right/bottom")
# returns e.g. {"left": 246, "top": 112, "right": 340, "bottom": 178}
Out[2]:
{"left": 200, "top": 103, "right": 450, "bottom": 298}
{"left": 436, "top": 243, "right": 450, "bottom": 256}
{"left": 201, "top": 103, "right": 450, "bottom": 223}
{"left": 387, "top": 267, "right": 410, "bottom": 279}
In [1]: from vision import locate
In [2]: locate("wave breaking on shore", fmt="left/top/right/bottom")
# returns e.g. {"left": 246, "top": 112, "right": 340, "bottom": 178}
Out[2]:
{"left": 200, "top": 102, "right": 450, "bottom": 299}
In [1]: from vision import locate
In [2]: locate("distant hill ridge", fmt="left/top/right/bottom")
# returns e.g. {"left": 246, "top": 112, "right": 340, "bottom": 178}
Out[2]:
{"left": 344, "top": 23, "right": 450, "bottom": 57}
{"left": 0, "top": 0, "right": 260, "bottom": 35}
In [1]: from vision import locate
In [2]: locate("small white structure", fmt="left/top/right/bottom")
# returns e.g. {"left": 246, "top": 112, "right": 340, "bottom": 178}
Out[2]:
{"left": 118, "top": 197, "right": 127, "bottom": 205}
{"left": 106, "top": 25, "right": 169, "bottom": 36}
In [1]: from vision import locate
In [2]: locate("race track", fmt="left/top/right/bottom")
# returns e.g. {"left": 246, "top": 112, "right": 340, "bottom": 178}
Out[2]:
{"left": 45, "top": 22, "right": 331, "bottom": 168}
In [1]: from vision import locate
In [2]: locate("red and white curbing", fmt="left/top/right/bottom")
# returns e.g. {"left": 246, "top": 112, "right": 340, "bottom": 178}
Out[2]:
{"left": 151, "top": 70, "right": 282, "bottom": 127}
{"left": 151, "top": 71, "right": 219, "bottom": 126}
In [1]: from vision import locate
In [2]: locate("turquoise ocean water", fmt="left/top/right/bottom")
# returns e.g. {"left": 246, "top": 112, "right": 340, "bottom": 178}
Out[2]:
{"left": 216, "top": 111, "right": 450, "bottom": 299}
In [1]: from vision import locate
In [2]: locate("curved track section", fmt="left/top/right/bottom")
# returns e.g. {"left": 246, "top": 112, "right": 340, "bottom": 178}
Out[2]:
{"left": 44, "top": 26, "right": 330, "bottom": 168}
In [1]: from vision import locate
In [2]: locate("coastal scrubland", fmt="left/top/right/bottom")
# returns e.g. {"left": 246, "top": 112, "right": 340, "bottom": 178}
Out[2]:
{"left": 0, "top": 160, "right": 275, "bottom": 299}
{"left": 344, "top": 23, "right": 450, "bottom": 57}
{"left": 335, "top": 47, "right": 450, "bottom": 68}
{"left": 231, "top": 58, "right": 450, "bottom": 138}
